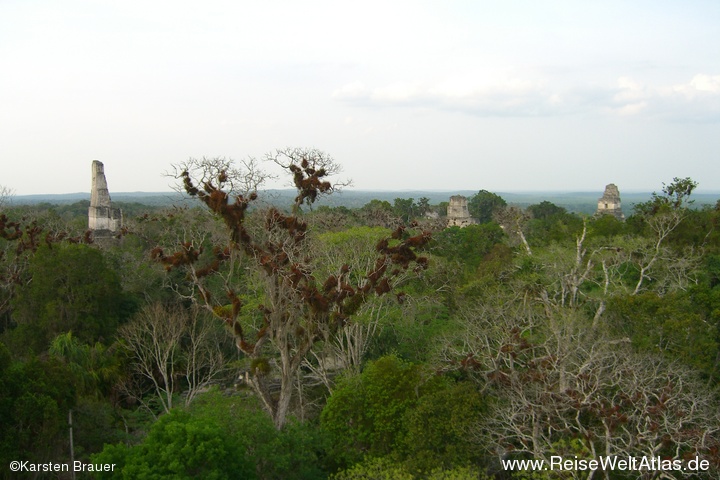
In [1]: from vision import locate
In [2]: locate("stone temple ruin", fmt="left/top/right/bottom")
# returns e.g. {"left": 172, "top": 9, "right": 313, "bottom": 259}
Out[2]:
{"left": 446, "top": 195, "right": 476, "bottom": 227}
{"left": 596, "top": 183, "right": 625, "bottom": 220}
{"left": 88, "top": 160, "right": 122, "bottom": 233}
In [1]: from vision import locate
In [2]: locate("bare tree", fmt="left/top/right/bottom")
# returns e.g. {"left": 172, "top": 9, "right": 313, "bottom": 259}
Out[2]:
{"left": 169, "top": 156, "right": 274, "bottom": 199}
{"left": 506, "top": 216, "right": 701, "bottom": 332}
{"left": 441, "top": 296, "right": 720, "bottom": 479}
{"left": 302, "top": 296, "right": 391, "bottom": 393}
{"left": 155, "top": 149, "right": 431, "bottom": 429}
{"left": 119, "top": 302, "right": 226, "bottom": 415}
{"left": 494, "top": 205, "right": 532, "bottom": 255}
{"left": 0, "top": 184, "right": 13, "bottom": 211}
{"left": 119, "top": 303, "right": 183, "bottom": 415}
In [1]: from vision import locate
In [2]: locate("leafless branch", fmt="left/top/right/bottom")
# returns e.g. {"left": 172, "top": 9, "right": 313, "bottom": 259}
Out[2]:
{"left": 168, "top": 156, "right": 274, "bottom": 199}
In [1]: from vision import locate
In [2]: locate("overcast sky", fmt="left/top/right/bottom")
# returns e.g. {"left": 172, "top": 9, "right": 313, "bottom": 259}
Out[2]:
{"left": 1, "top": 0, "right": 719, "bottom": 196}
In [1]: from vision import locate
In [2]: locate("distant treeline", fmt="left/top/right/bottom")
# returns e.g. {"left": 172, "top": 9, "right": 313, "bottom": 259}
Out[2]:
{"left": 10, "top": 189, "right": 720, "bottom": 216}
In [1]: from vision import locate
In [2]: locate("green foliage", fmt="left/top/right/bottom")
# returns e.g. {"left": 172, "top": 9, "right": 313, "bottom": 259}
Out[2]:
{"left": 72, "top": 397, "right": 128, "bottom": 460}
{"left": 49, "top": 331, "right": 125, "bottom": 398}
{"left": 525, "top": 203, "right": 583, "bottom": 246}
{"left": 366, "top": 301, "right": 454, "bottom": 363}
{"left": 321, "top": 356, "right": 485, "bottom": 473}
{"left": 316, "top": 225, "right": 392, "bottom": 279}
{"left": 399, "top": 380, "right": 487, "bottom": 473}
{"left": 361, "top": 199, "right": 393, "bottom": 213}
{"left": 8, "top": 243, "right": 124, "bottom": 353}
{"left": 424, "top": 467, "right": 487, "bottom": 480}
{"left": 319, "top": 226, "right": 391, "bottom": 246}
{"left": 417, "top": 197, "right": 431, "bottom": 216}
{"left": 259, "top": 418, "right": 330, "bottom": 480}
{"left": 46, "top": 333, "right": 128, "bottom": 457}
{"left": 634, "top": 176, "right": 698, "bottom": 216}
{"left": 315, "top": 205, "right": 354, "bottom": 216}
{"left": 331, "top": 457, "right": 414, "bottom": 480}
{"left": 0, "top": 348, "right": 76, "bottom": 466}
{"left": 432, "top": 223, "right": 505, "bottom": 273}
{"left": 3, "top": 179, "right": 720, "bottom": 477}
{"left": 467, "top": 190, "right": 507, "bottom": 223}
{"left": 309, "top": 205, "right": 358, "bottom": 230}
{"left": 321, "top": 356, "right": 425, "bottom": 466}
{"left": 358, "top": 199, "right": 397, "bottom": 227}
{"left": 527, "top": 201, "right": 567, "bottom": 220}
{"left": 92, "top": 409, "right": 255, "bottom": 480}
{"left": 606, "top": 289, "right": 719, "bottom": 378}
{"left": 705, "top": 254, "right": 720, "bottom": 288}
{"left": 389, "top": 197, "right": 431, "bottom": 223}
{"left": 93, "top": 388, "right": 330, "bottom": 480}
{"left": 331, "top": 457, "right": 486, "bottom": 480}
{"left": 587, "top": 213, "right": 628, "bottom": 238}
{"left": 475, "top": 243, "right": 514, "bottom": 280}
{"left": 103, "top": 232, "right": 172, "bottom": 307}
{"left": 666, "top": 206, "right": 720, "bottom": 252}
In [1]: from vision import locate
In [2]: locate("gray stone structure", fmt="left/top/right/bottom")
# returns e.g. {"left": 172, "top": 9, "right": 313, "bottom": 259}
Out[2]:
{"left": 88, "top": 160, "right": 122, "bottom": 232}
{"left": 447, "top": 195, "right": 476, "bottom": 227}
{"left": 596, "top": 183, "right": 625, "bottom": 220}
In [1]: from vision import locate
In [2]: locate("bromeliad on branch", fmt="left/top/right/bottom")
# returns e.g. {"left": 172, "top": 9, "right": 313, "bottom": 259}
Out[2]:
{"left": 154, "top": 149, "right": 431, "bottom": 429}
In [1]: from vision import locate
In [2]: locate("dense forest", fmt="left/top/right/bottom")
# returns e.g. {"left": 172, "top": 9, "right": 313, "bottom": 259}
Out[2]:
{"left": 1, "top": 151, "right": 719, "bottom": 479}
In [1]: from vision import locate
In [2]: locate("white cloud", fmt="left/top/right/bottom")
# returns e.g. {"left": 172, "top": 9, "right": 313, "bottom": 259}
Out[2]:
{"left": 614, "top": 77, "right": 647, "bottom": 102}
{"left": 690, "top": 74, "right": 720, "bottom": 92}
{"left": 333, "top": 76, "right": 570, "bottom": 117}
{"left": 615, "top": 102, "right": 648, "bottom": 116}
{"left": 672, "top": 74, "right": 720, "bottom": 96}
{"left": 611, "top": 75, "right": 720, "bottom": 121}
{"left": 371, "top": 82, "right": 424, "bottom": 103}
{"left": 334, "top": 74, "right": 720, "bottom": 122}
{"left": 332, "top": 81, "right": 369, "bottom": 100}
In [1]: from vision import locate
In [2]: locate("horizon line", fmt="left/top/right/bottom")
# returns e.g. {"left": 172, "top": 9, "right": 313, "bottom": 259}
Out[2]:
{"left": 11, "top": 189, "right": 720, "bottom": 197}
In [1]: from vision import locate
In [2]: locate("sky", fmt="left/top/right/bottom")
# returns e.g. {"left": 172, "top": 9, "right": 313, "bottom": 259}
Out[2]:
{"left": 1, "top": 0, "right": 719, "bottom": 196}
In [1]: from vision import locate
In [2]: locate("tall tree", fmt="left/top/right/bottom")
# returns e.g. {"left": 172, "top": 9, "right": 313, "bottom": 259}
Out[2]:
{"left": 468, "top": 190, "right": 507, "bottom": 223}
{"left": 527, "top": 200, "right": 566, "bottom": 220}
{"left": 630, "top": 177, "right": 699, "bottom": 294}
{"left": 155, "top": 149, "right": 431, "bottom": 428}
{"left": 393, "top": 197, "right": 417, "bottom": 223}
{"left": 358, "top": 199, "right": 399, "bottom": 228}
